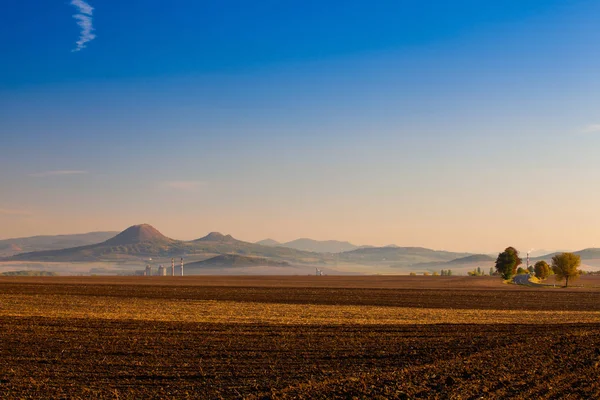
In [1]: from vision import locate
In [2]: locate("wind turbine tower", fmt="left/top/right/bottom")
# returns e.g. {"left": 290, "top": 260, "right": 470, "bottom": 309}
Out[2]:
{"left": 171, "top": 258, "right": 175, "bottom": 277}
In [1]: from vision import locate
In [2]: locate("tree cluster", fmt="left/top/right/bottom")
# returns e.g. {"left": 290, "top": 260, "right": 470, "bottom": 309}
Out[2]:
{"left": 467, "top": 267, "right": 485, "bottom": 276}
{"left": 516, "top": 267, "right": 528, "bottom": 275}
{"left": 551, "top": 253, "right": 581, "bottom": 288}
{"left": 494, "top": 247, "right": 581, "bottom": 287}
{"left": 534, "top": 261, "right": 551, "bottom": 280}
{"left": 494, "top": 247, "right": 522, "bottom": 280}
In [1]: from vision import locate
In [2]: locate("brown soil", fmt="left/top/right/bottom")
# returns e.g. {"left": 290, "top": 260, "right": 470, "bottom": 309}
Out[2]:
{"left": 0, "top": 277, "right": 599, "bottom": 399}
{"left": 1, "top": 276, "right": 599, "bottom": 311}
{"left": 2, "top": 274, "right": 599, "bottom": 289}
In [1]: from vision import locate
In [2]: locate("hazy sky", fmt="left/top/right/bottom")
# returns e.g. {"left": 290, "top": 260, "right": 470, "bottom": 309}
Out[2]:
{"left": 1, "top": 0, "right": 600, "bottom": 252}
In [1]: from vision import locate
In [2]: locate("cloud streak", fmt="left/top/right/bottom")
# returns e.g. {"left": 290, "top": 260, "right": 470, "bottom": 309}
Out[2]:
{"left": 582, "top": 124, "right": 600, "bottom": 134}
{"left": 29, "top": 170, "right": 88, "bottom": 178}
{"left": 71, "top": 0, "right": 96, "bottom": 52}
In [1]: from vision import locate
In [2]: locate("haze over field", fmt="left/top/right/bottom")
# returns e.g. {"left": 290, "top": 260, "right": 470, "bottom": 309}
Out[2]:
{"left": 2, "top": 224, "right": 600, "bottom": 277}
{"left": 2, "top": 1, "right": 600, "bottom": 255}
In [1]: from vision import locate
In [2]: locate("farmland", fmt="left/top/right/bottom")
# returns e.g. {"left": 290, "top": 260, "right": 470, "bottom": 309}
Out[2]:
{"left": 1, "top": 276, "right": 600, "bottom": 399}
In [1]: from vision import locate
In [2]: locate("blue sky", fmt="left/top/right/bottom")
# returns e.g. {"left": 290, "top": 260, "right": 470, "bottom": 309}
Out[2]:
{"left": 1, "top": 0, "right": 600, "bottom": 252}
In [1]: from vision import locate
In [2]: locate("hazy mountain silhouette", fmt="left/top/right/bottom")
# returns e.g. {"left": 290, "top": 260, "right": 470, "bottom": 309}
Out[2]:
{"left": 405, "top": 254, "right": 495, "bottom": 270}
{"left": 280, "top": 238, "right": 359, "bottom": 253}
{"left": 7, "top": 224, "right": 324, "bottom": 263}
{"left": 342, "top": 246, "right": 471, "bottom": 267}
{"left": 256, "top": 239, "right": 281, "bottom": 246}
{"left": 531, "top": 248, "right": 600, "bottom": 268}
{"left": 186, "top": 254, "right": 290, "bottom": 269}
{"left": 15, "top": 224, "right": 580, "bottom": 271}
{"left": 256, "top": 238, "right": 359, "bottom": 253}
{"left": 0, "top": 231, "right": 118, "bottom": 257}
{"left": 574, "top": 248, "right": 600, "bottom": 259}
{"left": 103, "top": 224, "right": 173, "bottom": 246}
{"left": 0, "top": 242, "right": 23, "bottom": 252}
{"left": 8, "top": 224, "right": 183, "bottom": 262}
{"left": 527, "top": 249, "right": 570, "bottom": 258}
{"left": 194, "top": 232, "right": 239, "bottom": 243}
{"left": 447, "top": 254, "right": 495, "bottom": 264}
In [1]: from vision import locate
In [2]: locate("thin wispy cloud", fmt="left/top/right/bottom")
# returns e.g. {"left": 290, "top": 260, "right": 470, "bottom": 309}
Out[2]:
{"left": 582, "top": 124, "right": 600, "bottom": 134}
{"left": 71, "top": 0, "right": 96, "bottom": 52}
{"left": 163, "top": 181, "right": 207, "bottom": 192}
{"left": 29, "top": 170, "right": 88, "bottom": 178}
{"left": 0, "top": 208, "right": 32, "bottom": 217}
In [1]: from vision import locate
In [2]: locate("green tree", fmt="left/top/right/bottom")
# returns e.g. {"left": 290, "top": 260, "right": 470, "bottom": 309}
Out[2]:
{"left": 489, "top": 267, "right": 495, "bottom": 276}
{"left": 517, "top": 267, "right": 528, "bottom": 275}
{"left": 495, "top": 247, "right": 522, "bottom": 280}
{"left": 527, "top": 266, "right": 534, "bottom": 274}
{"left": 534, "top": 261, "right": 551, "bottom": 280}
{"left": 551, "top": 253, "right": 581, "bottom": 288}
{"left": 468, "top": 268, "right": 485, "bottom": 276}
{"left": 447, "top": 269, "right": 453, "bottom": 276}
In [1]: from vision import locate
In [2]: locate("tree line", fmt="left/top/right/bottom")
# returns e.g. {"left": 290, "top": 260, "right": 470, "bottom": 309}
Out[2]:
{"left": 494, "top": 247, "right": 582, "bottom": 287}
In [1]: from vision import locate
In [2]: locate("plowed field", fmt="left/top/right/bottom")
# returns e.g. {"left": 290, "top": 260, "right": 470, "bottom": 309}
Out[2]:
{"left": 1, "top": 276, "right": 599, "bottom": 399}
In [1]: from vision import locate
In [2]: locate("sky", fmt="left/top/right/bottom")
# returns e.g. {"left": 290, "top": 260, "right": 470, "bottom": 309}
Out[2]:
{"left": 1, "top": 0, "right": 600, "bottom": 253}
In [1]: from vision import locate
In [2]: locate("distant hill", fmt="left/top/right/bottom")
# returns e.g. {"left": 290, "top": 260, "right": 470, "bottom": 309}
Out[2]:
{"left": 447, "top": 254, "right": 495, "bottom": 264}
{"left": 280, "top": 238, "right": 359, "bottom": 253}
{"left": 532, "top": 248, "right": 600, "bottom": 268}
{"left": 533, "top": 248, "right": 600, "bottom": 261}
{"left": 186, "top": 232, "right": 324, "bottom": 262}
{"left": 528, "top": 249, "right": 570, "bottom": 258}
{"left": 194, "top": 232, "right": 239, "bottom": 243}
{"left": 6, "top": 225, "right": 493, "bottom": 270}
{"left": 341, "top": 247, "right": 472, "bottom": 267}
{"left": 574, "top": 248, "right": 600, "bottom": 260}
{"left": 186, "top": 254, "right": 290, "bottom": 269}
{"left": 8, "top": 224, "right": 185, "bottom": 262}
{"left": 7, "top": 224, "right": 325, "bottom": 264}
{"left": 256, "top": 238, "right": 360, "bottom": 253}
{"left": 2, "top": 243, "right": 22, "bottom": 253}
{"left": 103, "top": 224, "right": 172, "bottom": 246}
{"left": 405, "top": 254, "right": 495, "bottom": 270}
{"left": 0, "top": 231, "right": 118, "bottom": 257}
{"left": 256, "top": 239, "right": 281, "bottom": 246}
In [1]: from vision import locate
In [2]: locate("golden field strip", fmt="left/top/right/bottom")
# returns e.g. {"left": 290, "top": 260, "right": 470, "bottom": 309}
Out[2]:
{"left": 2, "top": 293, "right": 600, "bottom": 325}
{"left": 2, "top": 276, "right": 600, "bottom": 398}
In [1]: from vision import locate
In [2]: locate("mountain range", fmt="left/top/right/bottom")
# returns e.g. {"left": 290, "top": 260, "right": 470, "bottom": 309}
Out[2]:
{"left": 4, "top": 224, "right": 600, "bottom": 271}
{"left": 405, "top": 254, "right": 496, "bottom": 270}
{"left": 532, "top": 249, "right": 600, "bottom": 266}
{"left": 0, "top": 231, "right": 118, "bottom": 257}
{"left": 3, "top": 224, "right": 468, "bottom": 269}
{"left": 186, "top": 255, "right": 290, "bottom": 270}
{"left": 256, "top": 238, "right": 361, "bottom": 253}
{"left": 341, "top": 246, "right": 472, "bottom": 266}
{"left": 6, "top": 224, "right": 325, "bottom": 264}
